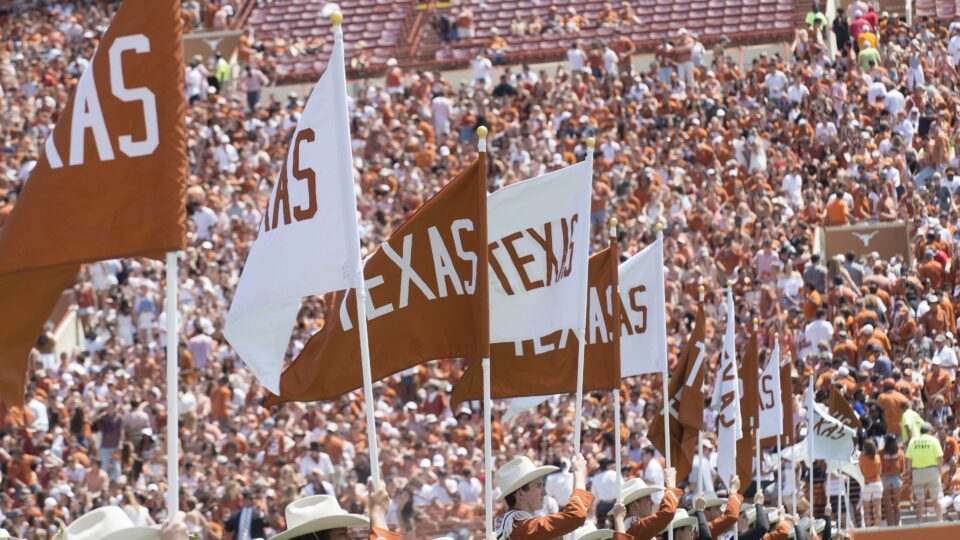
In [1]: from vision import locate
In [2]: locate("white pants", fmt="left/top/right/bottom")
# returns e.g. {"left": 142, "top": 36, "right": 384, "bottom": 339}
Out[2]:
{"left": 677, "top": 61, "right": 694, "bottom": 86}
{"left": 908, "top": 68, "right": 925, "bottom": 90}
{"left": 940, "top": 494, "right": 960, "bottom": 513}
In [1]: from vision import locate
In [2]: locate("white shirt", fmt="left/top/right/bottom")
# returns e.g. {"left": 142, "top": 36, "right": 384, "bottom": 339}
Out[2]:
{"left": 567, "top": 48, "right": 586, "bottom": 72}
{"left": 471, "top": 57, "right": 492, "bottom": 81}
{"left": 602, "top": 48, "right": 618, "bottom": 73}
{"left": 786, "top": 83, "right": 809, "bottom": 104}
{"left": 937, "top": 346, "right": 959, "bottom": 381}
{"left": 26, "top": 398, "right": 49, "bottom": 433}
{"left": 297, "top": 452, "right": 335, "bottom": 478}
{"left": 545, "top": 470, "right": 574, "bottom": 506}
{"left": 802, "top": 319, "right": 834, "bottom": 360}
{"left": 591, "top": 469, "right": 618, "bottom": 501}
{"left": 949, "top": 35, "right": 960, "bottom": 63}
{"left": 884, "top": 89, "right": 905, "bottom": 116}
{"left": 783, "top": 172, "right": 803, "bottom": 207}
{"left": 643, "top": 458, "right": 665, "bottom": 488}
{"left": 764, "top": 70, "right": 788, "bottom": 98}
{"left": 867, "top": 81, "right": 887, "bottom": 104}
{"left": 458, "top": 476, "right": 483, "bottom": 503}
{"left": 191, "top": 206, "right": 219, "bottom": 240}
{"left": 214, "top": 143, "right": 239, "bottom": 173}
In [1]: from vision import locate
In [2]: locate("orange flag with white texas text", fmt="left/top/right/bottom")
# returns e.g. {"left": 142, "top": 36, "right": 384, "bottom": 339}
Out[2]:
{"left": 0, "top": 0, "right": 186, "bottom": 407}
{"left": 736, "top": 325, "right": 761, "bottom": 494}
{"left": 648, "top": 301, "right": 706, "bottom": 482}
{"left": 450, "top": 239, "right": 620, "bottom": 408}
{"left": 266, "top": 153, "right": 489, "bottom": 404}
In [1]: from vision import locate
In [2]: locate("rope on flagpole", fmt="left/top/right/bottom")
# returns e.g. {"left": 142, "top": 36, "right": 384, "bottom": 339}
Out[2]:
{"left": 573, "top": 137, "right": 595, "bottom": 455}
{"left": 477, "top": 125, "right": 494, "bottom": 540}
{"left": 165, "top": 252, "right": 179, "bottom": 517}
{"left": 335, "top": 11, "right": 382, "bottom": 491}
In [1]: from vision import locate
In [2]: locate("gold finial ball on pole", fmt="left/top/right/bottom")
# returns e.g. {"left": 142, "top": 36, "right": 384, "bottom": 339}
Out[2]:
{"left": 698, "top": 285, "right": 705, "bottom": 294}
{"left": 609, "top": 217, "right": 618, "bottom": 228}
{"left": 726, "top": 279, "right": 733, "bottom": 287}
{"left": 586, "top": 137, "right": 596, "bottom": 149}
{"left": 655, "top": 222, "right": 663, "bottom": 233}
{"left": 775, "top": 332, "right": 780, "bottom": 339}
{"left": 331, "top": 11, "right": 343, "bottom": 25}
{"left": 477, "top": 125, "right": 488, "bottom": 139}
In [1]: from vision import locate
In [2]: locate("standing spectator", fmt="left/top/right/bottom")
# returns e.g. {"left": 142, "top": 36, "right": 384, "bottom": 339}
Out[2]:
{"left": 239, "top": 65, "right": 269, "bottom": 112}
{"left": 880, "top": 433, "right": 905, "bottom": 526}
{"left": 906, "top": 423, "right": 945, "bottom": 522}
{"left": 859, "top": 439, "right": 883, "bottom": 526}
{"left": 833, "top": 9, "right": 850, "bottom": 54}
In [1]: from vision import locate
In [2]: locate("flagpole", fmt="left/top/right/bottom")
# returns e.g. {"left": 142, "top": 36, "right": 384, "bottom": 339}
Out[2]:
{"left": 165, "top": 251, "right": 179, "bottom": 517}
{"left": 753, "top": 319, "right": 760, "bottom": 497}
{"left": 657, "top": 223, "right": 671, "bottom": 472}
{"left": 808, "top": 373, "right": 815, "bottom": 536}
{"left": 775, "top": 334, "right": 783, "bottom": 510}
{"left": 610, "top": 218, "right": 622, "bottom": 499}
{"left": 697, "top": 285, "right": 705, "bottom": 496}
{"left": 333, "top": 12, "right": 381, "bottom": 490}
{"left": 726, "top": 283, "right": 737, "bottom": 540}
{"left": 786, "top": 351, "right": 796, "bottom": 519}
{"left": 573, "top": 137, "right": 595, "bottom": 455}
{"left": 483, "top": 357, "right": 493, "bottom": 538}
{"left": 478, "top": 126, "right": 494, "bottom": 540}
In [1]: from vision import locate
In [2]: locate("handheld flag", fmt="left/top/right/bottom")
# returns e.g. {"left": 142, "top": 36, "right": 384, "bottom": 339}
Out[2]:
{"left": 716, "top": 286, "right": 742, "bottom": 491}
{"left": 224, "top": 30, "right": 361, "bottom": 394}
{"left": 0, "top": 0, "right": 186, "bottom": 407}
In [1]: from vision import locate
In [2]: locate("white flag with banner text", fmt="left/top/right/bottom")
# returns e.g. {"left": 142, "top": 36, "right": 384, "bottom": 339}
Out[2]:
{"left": 757, "top": 340, "right": 784, "bottom": 440}
{"left": 780, "top": 392, "right": 863, "bottom": 485}
{"left": 716, "top": 287, "right": 742, "bottom": 490}
{"left": 618, "top": 236, "right": 667, "bottom": 377}
{"left": 487, "top": 161, "right": 592, "bottom": 343}
{"left": 500, "top": 235, "right": 666, "bottom": 420}
{"left": 224, "top": 36, "right": 360, "bottom": 395}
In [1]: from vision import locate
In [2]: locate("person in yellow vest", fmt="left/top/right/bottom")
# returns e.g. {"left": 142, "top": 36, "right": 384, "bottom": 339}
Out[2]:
{"left": 906, "top": 422, "right": 945, "bottom": 523}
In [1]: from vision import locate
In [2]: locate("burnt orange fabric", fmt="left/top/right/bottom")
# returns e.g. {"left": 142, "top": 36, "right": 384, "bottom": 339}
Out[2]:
{"left": 736, "top": 328, "right": 761, "bottom": 494}
{"left": 0, "top": 0, "right": 186, "bottom": 407}
{"left": 269, "top": 154, "right": 489, "bottom": 404}
{"left": 450, "top": 240, "right": 620, "bottom": 406}
{"left": 827, "top": 385, "right": 862, "bottom": 429}
{"left": 708, "top": 493, "right": 743, "bottom": 537}
{"left": 370, "top": 527, "right": 402, "bottom": 540}
{"left": 648, "top": 303, "right": 706, "bottom": 481}
{"left": 860, "top": 453, "right": 881, "bottom": 483}
{"left": 508, "top": 488, "right": 595, "bottom": 539}
{"left": 626, "top": 487, "right": 682, "bottom": 539}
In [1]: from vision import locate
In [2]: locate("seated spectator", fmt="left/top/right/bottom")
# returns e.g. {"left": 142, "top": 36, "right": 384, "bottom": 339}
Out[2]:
{"left": 487, "top": 29, "right": 508, "bottom": 65}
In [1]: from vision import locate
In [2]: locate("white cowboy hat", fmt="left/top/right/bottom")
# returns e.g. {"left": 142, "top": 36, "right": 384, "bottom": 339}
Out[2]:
{"left": 614, "top": 478, "right": 664, "bottom": 509}
{"left": 59, "top": 507, "right": 159, "bottom": 540}
{"left": 269, "top": 495, "right": 369, "bottom": 540}
{"left": 658, "top": 508, "right": 698, "bottom": 534}
{"left": 494, "top": 457, "right": 558, "bottom": 501}
{"left": 702, "top": 493, "right": 725, "bottom": 509}
{"left": 563, "top": 522, "right": 614, "bottom": 540}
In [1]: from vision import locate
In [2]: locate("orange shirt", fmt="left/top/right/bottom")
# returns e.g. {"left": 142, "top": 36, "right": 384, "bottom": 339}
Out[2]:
{"left": 880, "top": 449, "right": 905, "bottom": 477}
{"left": 826, "top": 198, "right": 849, "bottom": 225}
{"left": 876, "top": 391, "right": 909, "bottom": 435}
{"left": 211, "top": 385, "right": 231, "bottom": 420}
{"left": 860, "top": 453, "right": 882, "bottom": 483}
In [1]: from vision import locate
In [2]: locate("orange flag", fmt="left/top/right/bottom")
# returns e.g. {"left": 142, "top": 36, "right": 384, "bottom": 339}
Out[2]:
{"left": 648, "top": 301, "right": 706, "bottom": 481}
{"left": 267, "top": 154, "right": 489, "bottom": 404}
{"left": 736, "top": 324, "right": 761, "bottom": 493}
{"left": 828, "top": 384, "right": 862, "bottom": 430}
{"left": 0, "top": 0, "right": 186, "bottom": 407}
{"left": 450, "top": 239, "right": 620, "bottom": 407}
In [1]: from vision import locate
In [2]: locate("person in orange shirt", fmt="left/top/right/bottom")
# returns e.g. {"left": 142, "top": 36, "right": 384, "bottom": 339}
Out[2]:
{"left": 859, "top": 439, "right": 883, "bottom": 526}
{"left": 493, "top": 454, "right": 593, "bottom": 539}
{"left": 876, "top": 378, "right": 910, "bottom": 436}
{"left": 880, "top": 433, "right": 906, "bottom": 526}
{"left": 926, "top": 358, "right": 953, "bottom": 405}
{"left": 620, "top": 468, "right": 683, "bottom": 539}
{"left": 210, "top": 376, "right": 232, "bottom": 424}
{"left": 824, "top": 192, "right": 852, "bottom": 225}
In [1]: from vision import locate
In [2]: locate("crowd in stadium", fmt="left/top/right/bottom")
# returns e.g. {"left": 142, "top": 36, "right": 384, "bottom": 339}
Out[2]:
{"left": 4, "top": 0, "right": 960, "bottom": 538}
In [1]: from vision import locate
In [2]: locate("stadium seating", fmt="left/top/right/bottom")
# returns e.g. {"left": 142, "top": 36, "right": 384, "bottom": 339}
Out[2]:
{"left": 248, "top": 0, "right": 416, "bottom": 81}
{"left": 413, "top": 0, "right": 797, "bottom": 71}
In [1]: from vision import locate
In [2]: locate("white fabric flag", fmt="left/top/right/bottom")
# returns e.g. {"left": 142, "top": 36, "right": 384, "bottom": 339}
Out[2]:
{"left": 757, "top": 340, "right": 784, "bottom": 439}
{"left": 779, "top": 395, "right": 863, "bottom": 485}
{"left": 487, "top": 161, "right": 592, "bottom": 342}
{"left": 618, "top": 237, "right": 667, "bottom": 377}
{"left": 500, "top": 234, "right": 665, "bottom": 420}
{"left": 716, "top": 287, "right": 742, "bottom": 491}
{"left": 224, "top": 37, "right": 360, "bottom": 394}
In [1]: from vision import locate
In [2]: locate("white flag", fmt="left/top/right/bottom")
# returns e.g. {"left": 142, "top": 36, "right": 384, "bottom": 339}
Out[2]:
{"left": 779, "top": 396, "right": 862, "bottom": 485}
{"left": 224, "top": 36, "right": 360, "bottom": 394}
{"left": 618, "top": 237, "right": 667, "bottom": 377}
{"left": 757, "top": 340, "right": 784, "bottom": 439}
{"left": 487, "top": 161, "right": 592, "bottom": 342}
{"left": 716, "top": 287, "right": 741, "bottom": 490}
